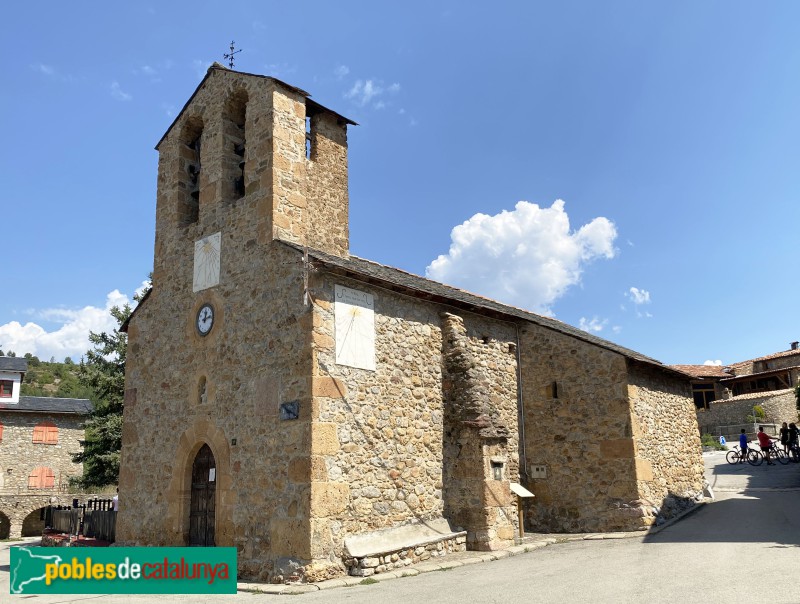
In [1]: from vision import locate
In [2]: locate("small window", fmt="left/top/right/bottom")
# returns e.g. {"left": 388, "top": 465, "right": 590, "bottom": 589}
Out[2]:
{"left": 546, "top": 381, "right": 559, "bottom": 399}
{"left": 28, "top": 466, "right": 55, "bottom": 489}
{"left": 0, "top": 380, "right": 12, "bottom": 398}
{"left": 305, "top": 115, "right": 313, "bottom": 159}
{"left": 33, "top": 421, "right": 58, "bottom": 445}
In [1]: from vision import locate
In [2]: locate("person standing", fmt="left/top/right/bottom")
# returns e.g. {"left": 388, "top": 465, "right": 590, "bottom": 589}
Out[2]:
{"left": 738, "top": 428, "right": 748, "bottom": 463}
{"left": 112, "top": 487, "right": 119, "bottom": 512}
{"left": 789, "top": 423, "right": 799, "bottom": 455}
{"left": 757, "top": 426, "right": 777, "bottom": 465}
{"left": 779, "top": 422, "right": 790, "bottom": 453}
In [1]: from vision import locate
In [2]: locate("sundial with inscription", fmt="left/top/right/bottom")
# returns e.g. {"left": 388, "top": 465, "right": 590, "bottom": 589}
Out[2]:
{"left": 193, "top": 232, "right": 221, "bottom": 292}
{"left": 334, "top": 284, "right": 375, "bottom": 371}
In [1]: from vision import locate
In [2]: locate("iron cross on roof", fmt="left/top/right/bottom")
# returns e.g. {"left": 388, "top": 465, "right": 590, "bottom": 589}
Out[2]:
{"left": 223, "top": 41, "right": 242, "bottom": 69}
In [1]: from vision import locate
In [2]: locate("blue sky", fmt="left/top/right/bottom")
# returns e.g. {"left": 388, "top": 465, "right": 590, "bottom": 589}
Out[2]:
{"left": 2, "top": 1, "right": 799, "bottom": 366}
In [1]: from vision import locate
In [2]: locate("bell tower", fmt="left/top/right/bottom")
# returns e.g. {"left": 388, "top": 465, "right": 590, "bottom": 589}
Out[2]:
{"left": 151, "top": 63, "right": 354, "bottom": 286}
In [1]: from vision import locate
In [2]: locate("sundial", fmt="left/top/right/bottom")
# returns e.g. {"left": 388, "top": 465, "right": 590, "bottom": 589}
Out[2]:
{"left": 334, "top": 285, "right": 375, "bottom": 371}
{"left": 193, "top": 232, "right": 221, "bottom": 292}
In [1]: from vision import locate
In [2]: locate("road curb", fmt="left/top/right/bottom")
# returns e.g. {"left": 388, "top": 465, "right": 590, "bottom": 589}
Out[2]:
{"left": 237, "top": 506, "right": 710, "bottom": 595}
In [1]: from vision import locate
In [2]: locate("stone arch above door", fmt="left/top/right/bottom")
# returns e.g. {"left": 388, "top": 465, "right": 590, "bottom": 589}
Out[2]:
{"left": 165, "top": 418, "right": 235, "bottom": 546}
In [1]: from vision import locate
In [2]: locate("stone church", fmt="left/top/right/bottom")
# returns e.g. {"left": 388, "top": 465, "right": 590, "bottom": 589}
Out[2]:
{"left": 117, "top": 64, "right": 704, "bottom": 581}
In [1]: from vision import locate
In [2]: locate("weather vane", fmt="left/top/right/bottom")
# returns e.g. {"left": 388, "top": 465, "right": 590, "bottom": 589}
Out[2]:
{"left": 223, "top": 41, "right": 242, "bottom": 69}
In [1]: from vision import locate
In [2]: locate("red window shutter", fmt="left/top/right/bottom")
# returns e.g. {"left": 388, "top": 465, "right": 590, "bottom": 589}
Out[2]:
{"left": 45, "top": 424, "right": 58, "bottom": 445}
{"left": 28, "top": 467, "right": 55, "bottom": 489}
{"left": 0, "top": 420, "right": 4, "bottom": 441}
{"left": 32, "top": 425, "right": 44, "bottom": 444}
{"left": 33, "top": 421, "right": 57, "bottom": 444}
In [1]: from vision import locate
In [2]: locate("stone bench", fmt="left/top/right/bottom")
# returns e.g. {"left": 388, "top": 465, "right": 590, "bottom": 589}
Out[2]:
{"left": 343, "top": 519, "right": 467, "bottom": 577}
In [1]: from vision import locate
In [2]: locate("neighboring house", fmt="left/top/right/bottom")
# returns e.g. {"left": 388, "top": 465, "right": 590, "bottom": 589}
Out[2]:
{"left": 116, "top": 64, "right": 705, "bottom": 582}
{"left": 0, "top": 357, "right": 92, "bottom": 493}
{"left": 672, "top": 342, "right": 800, "bottom": 435}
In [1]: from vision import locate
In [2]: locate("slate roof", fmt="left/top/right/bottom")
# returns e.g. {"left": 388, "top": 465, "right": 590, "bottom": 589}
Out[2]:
{"left": 0, "top": 357, "right": 28, "bottom": 373}
{"left": 281, "top": 241, "right": 688, "bottom": 378}
{"left": 0, "top": 397, "right": 92, "bottom": 415}
{"left": 156, "top": 63, "right": 357, "bottom": 150}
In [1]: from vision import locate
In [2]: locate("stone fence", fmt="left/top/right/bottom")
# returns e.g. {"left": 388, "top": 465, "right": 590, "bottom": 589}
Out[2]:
{"left": 697, "top": 389, "right": 798, "bottom": 437}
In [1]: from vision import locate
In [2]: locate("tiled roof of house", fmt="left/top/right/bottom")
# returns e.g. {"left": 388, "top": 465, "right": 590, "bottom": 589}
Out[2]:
{"left": 751, "top": 348, "right": 800, "bottom": 363}
{"left": 0, "top": 357, "right": 28, "bottom": 373}
{"left": 714, "top": 388, "right": 794, "bottom": 402}
{"left": 719, "top": 365, "right": 800, "bottom": 382}
{"left": 284, "top": 241, "right": 688, "bottom": 377}
{"left": 668, "top": 365, "right": 731, "bottom": 378}
{"left": 0, "top": 397, "right": 92, "bottom": 415}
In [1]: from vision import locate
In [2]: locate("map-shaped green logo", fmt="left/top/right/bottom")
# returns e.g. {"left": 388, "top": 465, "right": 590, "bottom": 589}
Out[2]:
{"left": 10, "top": 547, "right": 63, "bottom": 594}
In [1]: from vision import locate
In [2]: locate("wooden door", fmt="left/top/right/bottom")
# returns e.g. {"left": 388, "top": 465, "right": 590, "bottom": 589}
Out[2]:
{"left": 189, "top": 444, "right": 216, "bottom": 546}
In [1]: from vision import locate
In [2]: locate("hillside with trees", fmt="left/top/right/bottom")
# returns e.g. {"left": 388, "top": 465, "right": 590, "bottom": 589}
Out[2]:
{"left": 1, "top": 352, "right": 94, "bottom": 400}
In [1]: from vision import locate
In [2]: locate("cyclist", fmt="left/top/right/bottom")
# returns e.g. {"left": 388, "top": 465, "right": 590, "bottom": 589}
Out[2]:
{"left": 756, "top": 426, "right": 777, "bottom": 465}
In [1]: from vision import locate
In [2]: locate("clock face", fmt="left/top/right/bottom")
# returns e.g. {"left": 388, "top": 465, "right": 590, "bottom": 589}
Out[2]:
{"left": 196, "top": 303, "right": 215, "bottom": 336}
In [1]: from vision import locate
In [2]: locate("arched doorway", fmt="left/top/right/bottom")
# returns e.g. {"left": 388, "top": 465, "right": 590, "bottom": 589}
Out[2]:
{"left": 22, "top": 508, "right": 46, "bottom": 537}
{"left": 0, "top": 512, "right": 9, "bottom": 540}
{"left": 189, "top": 444, "right": 216, "bottom": 546}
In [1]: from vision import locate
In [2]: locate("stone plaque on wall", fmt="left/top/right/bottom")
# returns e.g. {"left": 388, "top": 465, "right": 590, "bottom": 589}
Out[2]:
{"left": 334, "top": 284, "right": 375, "bottom": 371}
{"left": 193, "top": 232, "right": 221, "bottom": 292}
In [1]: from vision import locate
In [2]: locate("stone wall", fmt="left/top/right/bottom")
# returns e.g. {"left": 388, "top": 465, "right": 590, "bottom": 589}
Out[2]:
{"left": 306, "top": 110, "right": 349, "bottom": 256}
{"left": 346, "top": 533, "right": 467, "bottom": 577}
{"left": 627, "top": 362, "right": 704, "bottom": 525}
{"left": 0, "top": 411, "right": 85, "bottom": 493}
{"left": 0, "top": 494, "right": 99, "bottom": 539}
{"left": 697, "top": 389, "right": 798, "bottom": 434}
{"left": 518, "top": 326, "right": 641, "bottom": 532}
{"left": 307, "top": 272, "right": 519, "bottom": 568}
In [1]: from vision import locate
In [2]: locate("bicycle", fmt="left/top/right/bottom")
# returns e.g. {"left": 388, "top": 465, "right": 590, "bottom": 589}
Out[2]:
{"left": 725, "top": 445, "right": 749, "bottom": 465}
{"left": 788, "top": 442, "right": 800, "bottom": 463}
{"left": 747, "top": 446, "right": 790, "bottom": 466}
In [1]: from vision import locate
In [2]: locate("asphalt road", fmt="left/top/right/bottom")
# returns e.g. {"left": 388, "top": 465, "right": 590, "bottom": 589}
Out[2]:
{"left": 4, "top": 452, "right": 799, "bottom": 603}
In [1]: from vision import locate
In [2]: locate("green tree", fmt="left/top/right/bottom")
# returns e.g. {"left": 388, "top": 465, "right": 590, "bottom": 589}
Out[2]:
{"left": 72, "top": 280, "right": 151, "bottom": 488}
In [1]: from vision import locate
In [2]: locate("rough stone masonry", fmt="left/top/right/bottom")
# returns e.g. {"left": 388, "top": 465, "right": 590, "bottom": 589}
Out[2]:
{"left": 117, "top": 63, "right": 704, "bottom": 582}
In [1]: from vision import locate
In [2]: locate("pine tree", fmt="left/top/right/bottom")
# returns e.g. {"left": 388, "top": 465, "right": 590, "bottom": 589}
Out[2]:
{"left": 72, "top": 282, "right": 150, "bottom": 488}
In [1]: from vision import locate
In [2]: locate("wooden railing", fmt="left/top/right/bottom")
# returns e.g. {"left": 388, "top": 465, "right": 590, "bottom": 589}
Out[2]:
{"left": 45, "top": 498, "right": 117, "bottom": 542}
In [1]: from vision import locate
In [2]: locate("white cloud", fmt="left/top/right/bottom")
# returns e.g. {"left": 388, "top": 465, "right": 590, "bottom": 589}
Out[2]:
{"left": 579, "top": 316, "right": 608, "bottom": 333}
{"left": 426, "top": 200, "right": 617, "bottom": 315}
{"left": 704, "top": 359, "right": 723, "bottom": 366}
{"left": 0, "top": 290, "right": 135, "bottom": 362}
{"left": 110, "top": 81, "right": 132, "bottom": 101}
{"left": 334, "top": 64, "right": 350, "bottom": 79}
{"left": 345, "top": 78, "right": 401, "bottom": 109}
{"left": 627, "top": 287, "right": 650, "bottom": 305}
{"left": 34, "top": 63, "right": 54, "bottom": 76}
